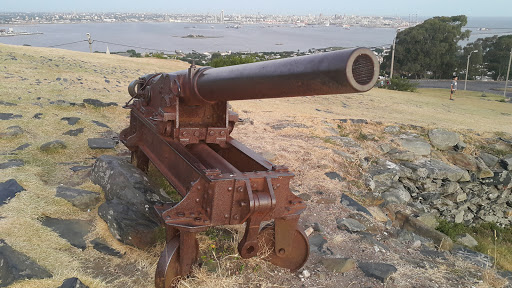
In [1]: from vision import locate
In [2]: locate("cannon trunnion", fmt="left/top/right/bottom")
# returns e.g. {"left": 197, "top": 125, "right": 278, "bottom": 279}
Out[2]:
{"left": 120, "top": 48, "right": 379, "bottom": 287}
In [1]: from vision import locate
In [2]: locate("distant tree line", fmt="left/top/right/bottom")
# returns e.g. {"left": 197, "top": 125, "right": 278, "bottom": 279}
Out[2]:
{"left": 381, "top": 15, "right": 512, "bottom": 80}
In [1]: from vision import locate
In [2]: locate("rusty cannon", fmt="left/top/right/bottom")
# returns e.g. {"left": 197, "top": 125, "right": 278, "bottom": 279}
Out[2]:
{"left": 119, "top": 47, "right": 379, "bottom": 287}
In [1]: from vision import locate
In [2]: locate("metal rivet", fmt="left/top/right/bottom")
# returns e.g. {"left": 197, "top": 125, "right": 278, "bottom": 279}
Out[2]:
{"left": 240, "top": 201, "right": 247, "bottom": 207}
{"left": 209, "top": 131, "right": 215, "bottom": 136}
{"left": 194, "top": 217, "right": 201, "bottom": 222}
{"left": 220, "top": 131, "right": 225, "bottom": 136}
{"left": 166, "top": 216, "right": 171, "bottom": 220}
{"left": 233, "top": 215, "right": 239, "bottom": 220}
{"left": 182, "top": 131, "right": 187, "bottom": 136}
{"left": 196, "top": 198, "right": 200, "bottom": 203}
{"left": 278, "top": 248, "right": 286, "bottom": 255}
{"left": 224, "top": 214, "right": 229, "bottom": 218}
{"left": 194, "top": 131, "right": 199, "bottom": 136}
{"left": 177, "top": 212, "right": 185, "bottom": 217}
{"left": 228, "top": 187, "right": 233, "bottom": 191}
{"left": 237, "top": 186, "right": 243, "bottom": 192}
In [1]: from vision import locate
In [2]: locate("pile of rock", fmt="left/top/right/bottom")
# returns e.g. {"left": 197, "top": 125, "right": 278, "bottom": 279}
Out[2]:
{"left": 368, "top": 128, "right": 512, "bottom": 226}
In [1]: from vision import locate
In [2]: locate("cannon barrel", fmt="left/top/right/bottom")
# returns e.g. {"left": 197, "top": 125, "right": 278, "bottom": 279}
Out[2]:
{"left": 192, "top": 48, "right": 379, "bottom": 102}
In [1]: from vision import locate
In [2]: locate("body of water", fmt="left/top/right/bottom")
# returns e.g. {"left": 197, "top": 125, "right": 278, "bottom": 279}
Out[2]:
{"left": 0, "top": 17, "right": 510, "bottom": 54}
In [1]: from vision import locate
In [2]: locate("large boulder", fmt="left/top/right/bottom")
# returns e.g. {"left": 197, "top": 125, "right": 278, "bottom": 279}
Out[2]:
{"left": 91, "top": 155, "right": 172, "bottom": 249}
{"left": 428, "top": 129, "right": 460, "bottom": 151}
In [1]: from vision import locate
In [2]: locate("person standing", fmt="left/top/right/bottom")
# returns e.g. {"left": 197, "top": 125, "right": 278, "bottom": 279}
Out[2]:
{"left": 450, "top": 76, "right": 458, "bottom": 100}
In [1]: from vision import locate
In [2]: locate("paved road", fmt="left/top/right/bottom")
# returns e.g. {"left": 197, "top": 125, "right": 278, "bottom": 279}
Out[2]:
{"left": 411, "top": 79, "right": 512, "bottom": 99}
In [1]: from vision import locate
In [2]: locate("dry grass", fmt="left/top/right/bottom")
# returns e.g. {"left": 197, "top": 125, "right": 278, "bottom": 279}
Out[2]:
{"left": 1, "top": 43, "right": 511, "bottom": 287}
{"left": 0, "top": 43, "right": 189, "bottom": 287}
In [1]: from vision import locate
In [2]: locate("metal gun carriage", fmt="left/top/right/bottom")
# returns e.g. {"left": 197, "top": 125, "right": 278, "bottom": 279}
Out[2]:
{"left": 120, "top": 47, "right": 379, "bottom": 287}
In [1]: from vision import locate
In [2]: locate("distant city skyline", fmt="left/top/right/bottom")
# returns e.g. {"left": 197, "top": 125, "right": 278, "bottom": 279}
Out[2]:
{"left": 2, "top": 0, "right": 512, "bottom": 18}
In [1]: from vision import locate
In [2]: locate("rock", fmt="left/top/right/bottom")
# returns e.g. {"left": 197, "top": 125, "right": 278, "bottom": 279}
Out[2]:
{"left": 387, "top": 149, "right": 417, "bottom": 161}
{"left": 297, "top": 193, "right": 311, "bottom": 201}
{"left": 358, "top": 262, "right": 397, "bottom": 283}
{"left": 312, "top": 222, "right": 323, "bottom": 232}
{"left": 420, "top": 248, "right": 448, "bottom": 260}
{"left": 336, "top": 218, "right": 366, "bottom": 232}
{"left": 480, "top": 152, "right": 499, "bottom": 168}
{"left": 0, "top": 159, "right": 24, "bottom": 169}
{"left": 454, "top": 210, "right": 464, "bottom": 223}
{"left": 91, "top": 120, "right": 110, "bottom": 129}
{"left": 270, "top": 122, "right": 309, "bottom": 130}
{"left": 90, "top": 238, "right": 123, "bottom": 258}
{"left": 0, "top": 179, "right": 25, "bottom": 205}
{"left": 452, "top": 247, "right": 494, "bottom": 268}
{"left": 0, "top": 126, "right": 24, "bottom": 138}
{"left": 12, "top": 143, "right": 31, "bottom": 153}
{"left": 0, "top": 113, "right": 22, "bottom": 120}
{"left": 378, "top": 143, "right": 392, "bottom": 153}
{"left": 41, "top": 217, "right": 91, "bottom": 250}
{"left": 40, "top": 140, "right": 67, "bottom": 152}
{"left": 501, "top": 156, "right": 512, "bottom": 171}
{"left": 0, "top": 100, "right": 16, "bottom": 106}
{"left": 410, "top": 159, "right": 468, "bottom": 182}
{"left": 59, "top": 277, "right": 89, "bottom": 288}
{"left": 70, "top": 165, "right": 93, "bottom": 172}
{"left": 366, "top": 206, "right": 389, "bottom": 222}
{"left": 55, "top": 186, "right": 101, "bottom": 211}
{"left": 63, "top": 128, "right": 84, "bottom": 136}
{"left": 428, "top": 129, "right": 460, "bottom": 151}
{"left": 325, "top": 172, "right": 345, "bottom": 182}
{"left": 340, "top": 193, "right": 372, "bottom": 216}
{"left": 309, "top": 233, "right": 328, "bottom": 254}
{"left": 61, "top": 117, "right": 81, "bottom": 125}
{"left": 454, "top": 140, "right": 467, "bottom": 152}
{"left": 0, "top": 239, "right": 53, "bottom": 286}
{"left": 481, "top": 171, "right": 511, "bottom": 187}
{"left": 416, "top": 213, "right": 439, "bottom": 230}
{"left": 384, "top": 126, "right": 400, "bottom": 134}
{"left": 396, "top": 212, "right": 453, "bottom": 251}
{"left": 445, "top": 151, "right": 478, "bottom": 171}
{"left": 382, "top": 185, "right": 411, "bottom": 204}
{"left": 456, "top": 233, "right": 478, "bottom": 248}
{"left": 337, "top": 118, "right": 368, "bottom": 124}
{"left": 398, "top": 137, "right": 431, "bottom": 156}
{"left": 475, "top": 157, "right": 494, "bottom": 179}
{"left": 325, "top": 136, "right": 361, "bottom": 150}
{"left": 87, "top": 138, "right": 116, "bottom": 149}
{"left": 83, "top": 98, "right": 118, "bottom": 107}
{"left": 91, "top": 155, "right": 172, "bottom": 249}
{"left": 321, "top": 258, "right": 357, "bottom": 273}
{"left": 32, "top": 112, "right": 43, "bottom": 119}
{"left": 369, "top": 161, "right": 406, "bottom": 193}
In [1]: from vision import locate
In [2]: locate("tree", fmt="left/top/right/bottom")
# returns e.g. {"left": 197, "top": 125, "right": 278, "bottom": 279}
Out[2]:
{"left": 383, "top": 15, "right": 470, "bottom": 79}
{"left": 480, "top": 35, "right": 512, "bottom": 80}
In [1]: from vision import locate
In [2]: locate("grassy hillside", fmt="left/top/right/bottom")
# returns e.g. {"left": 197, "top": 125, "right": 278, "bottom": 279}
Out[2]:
{"left": 1, "top": 43, "right": 510, "bottom": 288}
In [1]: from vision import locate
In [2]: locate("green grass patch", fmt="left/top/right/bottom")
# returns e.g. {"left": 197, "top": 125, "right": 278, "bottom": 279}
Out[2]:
{"left": 436, "top": 219, "right": 512, "bottom": 271}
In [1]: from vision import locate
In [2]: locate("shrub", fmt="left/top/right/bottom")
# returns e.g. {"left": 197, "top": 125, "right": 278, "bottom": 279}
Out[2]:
{"left": 386, "top": 77, "right": 418, "bottom": 92}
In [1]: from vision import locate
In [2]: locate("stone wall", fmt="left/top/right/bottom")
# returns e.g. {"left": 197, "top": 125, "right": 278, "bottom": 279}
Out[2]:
{"left": 367, "top": 128, "right": 512, "bottom": 226}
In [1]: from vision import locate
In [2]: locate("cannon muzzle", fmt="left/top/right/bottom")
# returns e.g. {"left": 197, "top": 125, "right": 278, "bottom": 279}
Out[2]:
{"left": 192, "top": 48, "right": 379, "bottom": 102}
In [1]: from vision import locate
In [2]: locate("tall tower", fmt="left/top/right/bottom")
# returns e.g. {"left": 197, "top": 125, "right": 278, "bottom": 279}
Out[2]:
{"left": 221, "top": 10, "right": 224, "bottom": 24}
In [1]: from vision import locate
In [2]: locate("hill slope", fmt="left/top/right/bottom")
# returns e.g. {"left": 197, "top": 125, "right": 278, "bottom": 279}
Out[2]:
{"left": 0, "top": 44, "right": 511, "bottom": 288}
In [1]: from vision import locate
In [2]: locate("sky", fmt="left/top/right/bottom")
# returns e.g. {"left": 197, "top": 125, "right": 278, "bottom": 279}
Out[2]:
{"left": 2, "top": 0, "right": 512, "bottom": 18}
